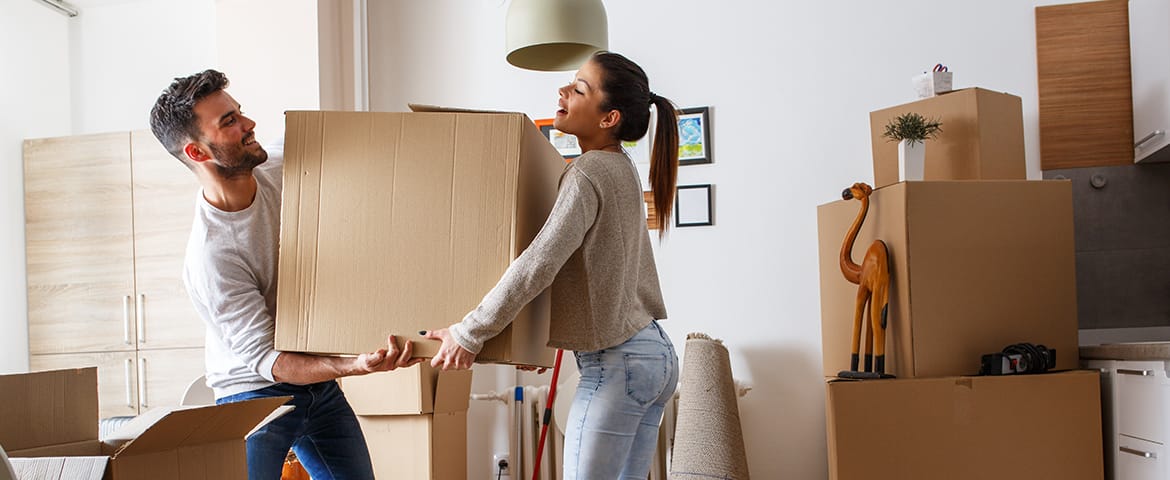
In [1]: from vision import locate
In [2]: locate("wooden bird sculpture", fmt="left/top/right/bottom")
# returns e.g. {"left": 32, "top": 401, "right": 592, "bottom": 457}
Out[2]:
{"left": 839, "top": 182, "right": 892, "bottom": 377}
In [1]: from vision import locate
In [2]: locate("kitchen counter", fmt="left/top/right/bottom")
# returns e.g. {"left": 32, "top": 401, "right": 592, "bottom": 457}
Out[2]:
{"left": 1080, "top": 342, "right": 1170, "bottom": 361}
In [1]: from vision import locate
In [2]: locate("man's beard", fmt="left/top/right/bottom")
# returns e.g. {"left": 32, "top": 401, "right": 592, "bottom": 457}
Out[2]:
{"left": 209, "top": 140, "right": 268, "bottom": 179}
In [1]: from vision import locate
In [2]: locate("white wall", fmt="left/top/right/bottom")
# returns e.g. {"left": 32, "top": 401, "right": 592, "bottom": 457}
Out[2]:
{"left": 216, "top": 0, "right": 320, "bottom": 145}
{"left": 69, "top": 0, "right": 217, "bottom": 134}
{"left": 365, "top": 1, "right": 1070, "bottom": 477}
{"left": 0, "top": 0, "right": 73, "bottom": 374}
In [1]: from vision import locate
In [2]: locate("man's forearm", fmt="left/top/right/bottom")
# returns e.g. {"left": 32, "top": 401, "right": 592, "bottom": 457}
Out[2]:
{"left": 271, "top": 352, "right": 361, "bottom": 385}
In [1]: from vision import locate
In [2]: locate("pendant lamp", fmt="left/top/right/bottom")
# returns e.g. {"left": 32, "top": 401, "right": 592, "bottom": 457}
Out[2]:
{"left": 505, "top": 0, "right": 608, "bottom": 72}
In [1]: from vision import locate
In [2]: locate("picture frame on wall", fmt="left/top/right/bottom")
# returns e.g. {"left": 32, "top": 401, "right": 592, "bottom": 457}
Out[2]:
{"left": 675, "top": 184, "right": 714, "bottom": 227}
{"left": 535, "top": 118, "right": 580, "bottom": 159}
{"left": 678, "top": 107, "right": 712, "bottom": 165}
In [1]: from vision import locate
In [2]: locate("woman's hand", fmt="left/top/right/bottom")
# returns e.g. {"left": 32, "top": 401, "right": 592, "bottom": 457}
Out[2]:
{"left": 424, "top": 328, "right": 477, "bottom": 371}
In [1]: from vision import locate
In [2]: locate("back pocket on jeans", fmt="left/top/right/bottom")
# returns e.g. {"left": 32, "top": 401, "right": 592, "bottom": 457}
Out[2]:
{"left": 624, "top": 353, "right": 668, "bottom": 406}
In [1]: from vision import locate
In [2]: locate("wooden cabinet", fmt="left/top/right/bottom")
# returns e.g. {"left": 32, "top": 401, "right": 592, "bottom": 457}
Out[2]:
{"left": 24, "top": 130, "right": 205, "bottom": 417}
{"left": 28, "top": 348, "right": 203, "bottom": 419}
{"left": 1035, "top": 0, "right": 1134, "bottom": 170}
{"left": 1130, "top": 0, "right": 1170, "bottom": 163}
{"left": 24, "top": 131, "right": 203, "bottom": 353}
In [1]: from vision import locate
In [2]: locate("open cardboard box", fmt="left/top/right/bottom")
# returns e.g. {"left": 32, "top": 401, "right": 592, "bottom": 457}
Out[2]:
{"left": 1, "top": 368, "right": 290, "bottom": 480}
{"left": 340, "top": 363, "right": 473, "bottom": 479}
{"left": 275, "top": 105, "right": 563, "bottom": 367}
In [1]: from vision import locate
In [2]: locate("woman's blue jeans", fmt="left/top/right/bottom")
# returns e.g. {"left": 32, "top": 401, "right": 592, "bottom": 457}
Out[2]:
{"left": 217, "top": 380, "right": 374, "bottom": 480}
{"left": 563, "top": 320, "right": 679, "bottom": 479}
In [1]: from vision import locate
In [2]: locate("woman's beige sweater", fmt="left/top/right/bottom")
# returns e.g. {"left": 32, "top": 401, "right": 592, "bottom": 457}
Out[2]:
{"left": 449, "top": 150, "right": 667, "bottom": 353}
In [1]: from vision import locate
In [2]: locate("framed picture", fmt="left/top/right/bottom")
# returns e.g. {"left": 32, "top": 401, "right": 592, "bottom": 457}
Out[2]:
{"left": 675, "top": 184, "right": 713, "bottom": 227}
{"left": 535, "top": 118, "right": 580, "bottom": 160}
{"left": 678, "top": 107, "right": 712, "bottom": 165}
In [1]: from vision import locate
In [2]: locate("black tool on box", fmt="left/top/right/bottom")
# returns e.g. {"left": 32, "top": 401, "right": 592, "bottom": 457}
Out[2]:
{"left": 978, "top": 343, "right": 1056, "bottom": 375}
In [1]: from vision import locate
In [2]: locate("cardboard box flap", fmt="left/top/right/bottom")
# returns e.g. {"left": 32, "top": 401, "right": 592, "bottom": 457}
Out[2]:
{"left": 106, "top": 396, "right": 290, "bottom": 457}
{"left": 0, "top": 368, "right": 98, "bottom": 452}
{"left": 434, "top": 369, "right": 474, "bottom": 413}
{"left": 10, "top": 456, "right": 107, "bottom": 480}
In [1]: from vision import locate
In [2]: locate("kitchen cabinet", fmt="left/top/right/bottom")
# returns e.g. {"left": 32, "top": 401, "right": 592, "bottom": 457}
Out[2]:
{"left": 1084, "top": 355, "right": 1170, "bottom": 480}
{"left": 24, "top": 130, "right": 205, "bottom": 417}
{"left": 1035, "top": 0, "right": 1134, "bottom": 170}
{"left": 1130, "top": 0, "right": 1170, "bottom": 163}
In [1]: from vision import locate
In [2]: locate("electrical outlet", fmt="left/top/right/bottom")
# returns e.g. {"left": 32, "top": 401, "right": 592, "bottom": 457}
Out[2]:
{"left": 493, "top": 453, "right": 510, "bottom": 477}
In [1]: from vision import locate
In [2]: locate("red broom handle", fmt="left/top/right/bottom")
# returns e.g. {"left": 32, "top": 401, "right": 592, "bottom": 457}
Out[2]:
{"left": 531, "top": 348, "right": 564, "bottom": 480}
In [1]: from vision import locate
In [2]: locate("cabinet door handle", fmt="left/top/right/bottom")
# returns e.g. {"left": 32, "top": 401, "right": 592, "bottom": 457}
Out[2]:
{"left": 1118, "top": 368, "right": 1154, "bottom": 376}
{"left": 1121, "top": 446, "right": 1157, "bottom": 459}
{"left": 124, "top": 358, "right": 134, "bottom": 408}
{"left": 1135, "top": 130, "right": 1165, "bottom": 149}
{"left": 138, "top": 357, "right": 148, "bottom": 409}
{"left": 136, "top": 293, "right": 146, "bottom": 344}
{"left": 122, "top": 295, "right": 133, "bottom": 345}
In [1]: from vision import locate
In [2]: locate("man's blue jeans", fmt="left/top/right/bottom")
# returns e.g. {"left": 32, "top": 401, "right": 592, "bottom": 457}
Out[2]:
{"left": 563, "top": 320, "right": 679, "bottom": 479}
{"left": 218, "top": 380, "right": 374, "bottom": 480}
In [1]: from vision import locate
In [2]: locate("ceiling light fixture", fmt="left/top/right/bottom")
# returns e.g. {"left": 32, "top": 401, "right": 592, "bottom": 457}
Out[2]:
{"left": 505, "top": 0, "right": 608, "bottom": 72}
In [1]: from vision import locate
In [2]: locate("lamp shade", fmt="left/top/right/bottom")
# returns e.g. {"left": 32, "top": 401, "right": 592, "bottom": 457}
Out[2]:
{"left": 505, "top": 0, "right": 608, "bottom": 71}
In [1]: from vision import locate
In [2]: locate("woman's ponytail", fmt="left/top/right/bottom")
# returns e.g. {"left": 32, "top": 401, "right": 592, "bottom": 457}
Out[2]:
{"left": 648, "top": 94, "right": 679, "bottom": 236}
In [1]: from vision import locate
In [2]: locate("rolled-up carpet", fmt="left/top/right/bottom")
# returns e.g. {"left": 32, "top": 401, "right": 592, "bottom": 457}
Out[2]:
{"left": 670, "top": 332, "right": 750, "bottom": 479}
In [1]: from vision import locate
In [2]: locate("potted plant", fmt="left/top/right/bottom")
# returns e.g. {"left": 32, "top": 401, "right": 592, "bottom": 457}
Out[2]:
{"left": 882, "top": 112, "right": 942, "bottom": 181}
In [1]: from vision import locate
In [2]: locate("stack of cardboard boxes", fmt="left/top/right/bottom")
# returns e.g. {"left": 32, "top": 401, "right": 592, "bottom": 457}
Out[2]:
{"left": 816, "top": 88, "right": 1105, "bottom": 479}
{"left": 274, "top": 108, "right": 569, "bottom": 479}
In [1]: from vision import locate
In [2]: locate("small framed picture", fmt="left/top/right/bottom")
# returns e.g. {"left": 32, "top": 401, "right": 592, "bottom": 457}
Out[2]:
{"left": 678, "top": 107, "right": 712, "bottom": 166}
{"left": 675, "top": 184, "right": 713, "bottom": 227}
{"left": 535, "top": 118, "right": 580, "bottom": 160}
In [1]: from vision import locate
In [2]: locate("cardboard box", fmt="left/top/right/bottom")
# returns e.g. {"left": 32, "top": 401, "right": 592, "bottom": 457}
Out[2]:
{"left": 342, "top": 364, "right": 472, "bottom": 479}
{"left": 825, "top": 370, "right": 1104, "bottom": 480}
{"left": 340, "top": 363, "right": 472, "bottom": 416}
{"left": 276, "top": 109, "right": 564, "bottom": 367}
{"left": 0, "top": 368, "right": 289, "bottom": 480}
{"left": 817, "top": 181, "right": 1078, "bottom": 378}
{"left": 870, "top": 88, "right": 1025, "bottom": 188}
{"left": 357, "top": 413, "right": 466, "bottom": 480}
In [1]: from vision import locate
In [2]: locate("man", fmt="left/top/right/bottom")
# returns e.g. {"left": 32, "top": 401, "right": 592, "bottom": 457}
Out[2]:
{"left": 150, "top": 69, "right": 418, "bottom": 480}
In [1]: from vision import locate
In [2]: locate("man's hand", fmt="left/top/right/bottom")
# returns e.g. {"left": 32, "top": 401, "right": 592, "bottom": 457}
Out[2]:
{"left": 424, "top": 328, "right": 476, "bottom": 371}
{"left": 354, "top": 334, "right": 423, "bottom": 374}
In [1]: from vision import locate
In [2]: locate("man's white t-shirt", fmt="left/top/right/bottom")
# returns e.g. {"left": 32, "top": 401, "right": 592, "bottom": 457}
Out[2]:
{"left": 183, "top": 145, "right": 284, "bottom": 400}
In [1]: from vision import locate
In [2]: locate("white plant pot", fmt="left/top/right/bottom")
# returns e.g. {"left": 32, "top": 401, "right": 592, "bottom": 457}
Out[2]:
{"left": 898, "top": 139, "right": 925, "bottom": 181}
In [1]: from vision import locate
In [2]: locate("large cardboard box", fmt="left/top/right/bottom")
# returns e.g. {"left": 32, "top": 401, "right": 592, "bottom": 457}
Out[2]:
{"left": 0, "top": 368, "right": 288, "bottom": 480}
{"left": 817, "top": 181, "right": 1078, "bottom": 378}
{"left": 825, "top": 370, "right": 1104, "bottom": 480}
{"left": 276, "top": 110, "right": 564, "bottom": 367}
{"left": 870, "top": 88, "right": 1025, "bottom": 188}
{"left": 341, "top": 364, "right": 472, "bottom": 479}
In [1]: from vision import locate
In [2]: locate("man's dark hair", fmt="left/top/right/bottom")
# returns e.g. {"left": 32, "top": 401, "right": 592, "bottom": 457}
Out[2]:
{"left": 149, "top": 69, "right": 228, "bottom": 165}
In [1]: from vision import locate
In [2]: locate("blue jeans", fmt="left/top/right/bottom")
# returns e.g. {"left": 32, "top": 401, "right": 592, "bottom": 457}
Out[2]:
{"left": 563, "top": 320, "right": 679, "bottom": 480}
{"left": 217, "top": 381, "right": 374, "bottom": 480}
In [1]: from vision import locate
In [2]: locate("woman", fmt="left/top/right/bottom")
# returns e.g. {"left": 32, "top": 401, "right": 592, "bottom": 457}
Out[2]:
{"left": 425, "top": 51, "right": 680, "bottom": 479}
